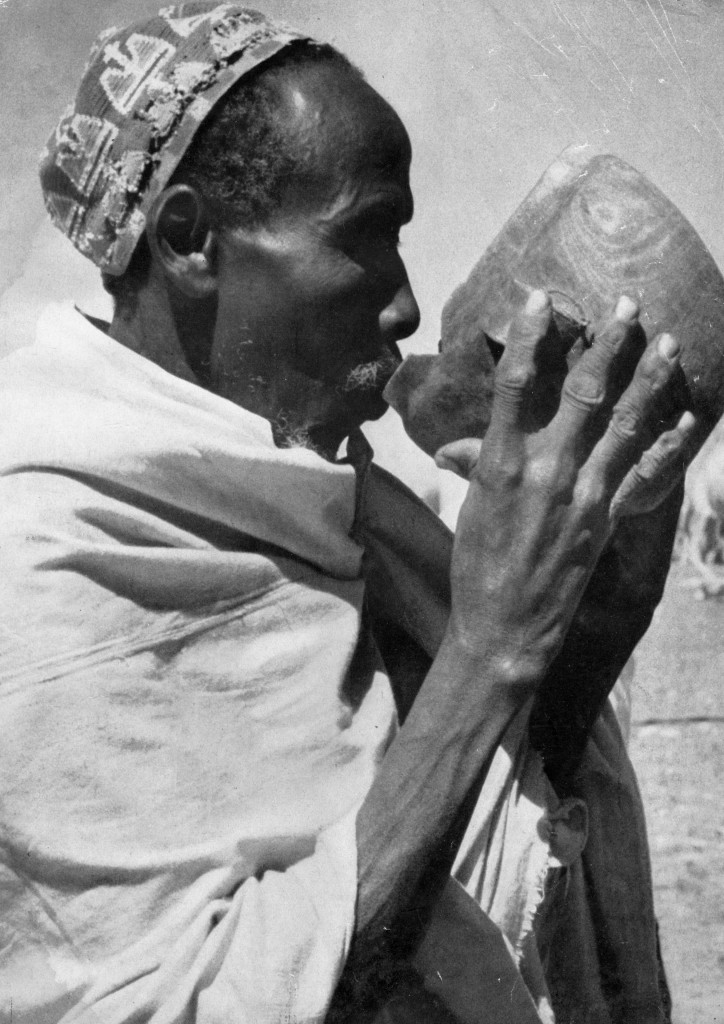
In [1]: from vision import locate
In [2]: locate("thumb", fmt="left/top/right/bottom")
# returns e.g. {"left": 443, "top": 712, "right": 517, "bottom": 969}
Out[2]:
{"left": 435, "top": 438, "right": 483, "bottom": 479}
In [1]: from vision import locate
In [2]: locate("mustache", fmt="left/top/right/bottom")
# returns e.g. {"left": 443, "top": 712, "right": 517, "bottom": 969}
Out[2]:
{"left": 341, "top": 352, "right": 401, "bottom": 394}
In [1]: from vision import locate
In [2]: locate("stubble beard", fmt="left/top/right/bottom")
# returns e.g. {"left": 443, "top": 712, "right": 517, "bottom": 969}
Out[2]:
{"left": 341, "top": 351, "right": 401, "bottom": 395}
{"left": 272, "top": 351, "right": 401, "bottom": 457}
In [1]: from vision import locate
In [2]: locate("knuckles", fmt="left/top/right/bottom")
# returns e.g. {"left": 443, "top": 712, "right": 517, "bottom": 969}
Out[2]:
{"left": 474, "top": 447, "right": 524, "bottom": 489}
{"left": 561, "top": 370, "right": 605, "bottom": 411}
{"left": 494, "top": 364, "right": 535, "bottom": 399}
{"left": 636, "top": 433, "right": 682, "bottom": 480}
{"left": 479, "top": 446, "right": 579, "bottom": 504}
{"left": 607, "top": 400, "right": 642, "bottom": 443}
{"left": 525, "top": 452, "right": 573, "bottom": 496}
{"left": 657, "top": 430, "right": 684, "bottom": 458}
{"left": 572, "top": 472, "right": 607, "bottom": 512}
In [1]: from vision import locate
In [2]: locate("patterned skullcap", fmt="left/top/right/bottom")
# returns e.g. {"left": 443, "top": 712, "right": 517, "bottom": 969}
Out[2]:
{"left": 39, "top": 3, "right": 311, "bottom": 275}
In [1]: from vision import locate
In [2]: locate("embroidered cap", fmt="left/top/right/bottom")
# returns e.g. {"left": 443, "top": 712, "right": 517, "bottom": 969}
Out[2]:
{"left": 39, "top": 3, "right": 311, "bottom": 275}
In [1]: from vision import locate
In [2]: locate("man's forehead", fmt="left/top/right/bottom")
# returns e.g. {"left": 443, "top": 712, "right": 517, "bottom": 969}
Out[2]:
{"left": 273, "top": 64, "right": 412, "bottom": 183}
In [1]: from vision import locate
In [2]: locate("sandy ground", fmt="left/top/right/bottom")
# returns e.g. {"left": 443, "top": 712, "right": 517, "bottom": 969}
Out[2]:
{"left": 629, "top": 560, "right": 724, "bottom": 1023}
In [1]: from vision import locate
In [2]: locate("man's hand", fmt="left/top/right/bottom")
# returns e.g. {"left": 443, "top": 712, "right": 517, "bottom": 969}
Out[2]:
{"left": 439, "top": 290, "right": 695, "bottom": 683}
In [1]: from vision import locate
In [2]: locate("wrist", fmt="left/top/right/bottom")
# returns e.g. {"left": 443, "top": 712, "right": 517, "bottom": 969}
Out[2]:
{"left": 437, "top": 624, "right": 547, "bottom": 699}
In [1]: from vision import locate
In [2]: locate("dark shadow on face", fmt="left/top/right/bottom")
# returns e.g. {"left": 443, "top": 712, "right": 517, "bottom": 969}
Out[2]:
{"left": 206, "top": 63, "right": 421, "bottom": 458}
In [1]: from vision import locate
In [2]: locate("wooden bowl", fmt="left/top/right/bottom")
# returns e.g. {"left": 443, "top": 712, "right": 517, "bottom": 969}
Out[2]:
{"left": 386, "top": 145, "right": 724, "bottom": 456}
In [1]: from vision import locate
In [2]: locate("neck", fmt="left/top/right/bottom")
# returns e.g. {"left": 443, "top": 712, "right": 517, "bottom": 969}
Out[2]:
{"left": 109, "top": 278, "right": 215, "bottom": 386}
{"left": 108, "top": 282, "right": 347, "bottom": 462}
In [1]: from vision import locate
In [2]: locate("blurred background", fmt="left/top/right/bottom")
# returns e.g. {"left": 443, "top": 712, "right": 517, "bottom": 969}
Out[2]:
{"left": 1, "top": 0, "right": 722, "bottom": 1017}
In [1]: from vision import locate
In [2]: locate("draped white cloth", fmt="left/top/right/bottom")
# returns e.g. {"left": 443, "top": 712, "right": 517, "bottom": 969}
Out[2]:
{"left": 0, "top": 304, "right": 614, "bottom": 1024}
{"left": 0, "top": 304, "right": 398, "bottom": 1023}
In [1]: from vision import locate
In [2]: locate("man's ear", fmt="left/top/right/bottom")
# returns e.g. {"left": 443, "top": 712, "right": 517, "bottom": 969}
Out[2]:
{"left": 147, "top": 185, "right": 217, "bottom": 299}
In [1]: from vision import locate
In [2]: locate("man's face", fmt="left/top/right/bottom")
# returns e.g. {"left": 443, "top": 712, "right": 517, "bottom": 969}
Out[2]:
{"left": 207, "top": 63, "right": 420, "bottom": 456}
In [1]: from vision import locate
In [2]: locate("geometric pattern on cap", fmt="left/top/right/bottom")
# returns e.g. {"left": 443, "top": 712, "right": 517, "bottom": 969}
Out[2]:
{"left": 39, "top": 3, "right": 310, "bottom": 275}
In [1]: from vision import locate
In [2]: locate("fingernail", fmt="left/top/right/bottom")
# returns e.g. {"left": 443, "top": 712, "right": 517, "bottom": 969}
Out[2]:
{"left": 677, "top": 410, "right": 696, "bottom": 431}
{"left": 657, "top": 333, "right": 680, "bottom": 360}
{"left": 615, "top": 295, "right": 639, "bottom": 321}
{"left": 434, "top": 451, "right": 466, "bottom": 478}
{"left": 524, "top": 289, "right": 550, "bottom": 314}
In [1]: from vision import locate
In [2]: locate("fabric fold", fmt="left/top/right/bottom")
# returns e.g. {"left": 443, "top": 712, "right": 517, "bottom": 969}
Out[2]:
{"left": 0, "top": 305, "right": 396, "bottom": 1023}
{"left": 0, "top": 304, "right": 666, "bottom": 1024}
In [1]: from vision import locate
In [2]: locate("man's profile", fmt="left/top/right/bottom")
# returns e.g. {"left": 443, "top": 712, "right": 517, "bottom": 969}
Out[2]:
{"left": 0, "top": 4, "right": 699, "bottom": 1022}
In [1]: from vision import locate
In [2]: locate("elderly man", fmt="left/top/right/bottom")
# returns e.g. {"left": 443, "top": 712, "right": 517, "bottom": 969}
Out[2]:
{"left": 0, "top": 4, "right": 694, "bottom": 1022}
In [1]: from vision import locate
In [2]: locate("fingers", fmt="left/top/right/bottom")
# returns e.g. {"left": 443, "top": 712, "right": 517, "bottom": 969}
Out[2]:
{"left": 435, "top": 438, "right": 484, "bottom": 479}
{"left": 555, "top": 296, "right": 645, "bottom": 452}
{"left": 610, "top": 410, "right": 699, "bottom": 518}
{"left": 486, "top": 290, "right": 553, "bottom": 440}
{"left": 435, "top": 290, "right": 560, "bottom": 481}
{"left": 587, "top": 332, "right": 685, "bottom": 504}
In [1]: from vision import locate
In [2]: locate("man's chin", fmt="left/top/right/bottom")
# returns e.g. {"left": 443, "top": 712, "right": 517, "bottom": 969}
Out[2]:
{"left": 342, "top": 387, "right": 390, "bottom": 425}
{"left": 293, "top": 399, "right": 381, "bottom": 460}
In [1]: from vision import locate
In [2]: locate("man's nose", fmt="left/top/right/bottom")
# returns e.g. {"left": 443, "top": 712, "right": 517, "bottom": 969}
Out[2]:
{"left": 380, "top": 278, "right": 421, "bottom": 343}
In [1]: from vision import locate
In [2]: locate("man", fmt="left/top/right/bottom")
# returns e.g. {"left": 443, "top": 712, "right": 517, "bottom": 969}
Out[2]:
{"left": 0, "top": 4, "right": 695, "bottom": 1022}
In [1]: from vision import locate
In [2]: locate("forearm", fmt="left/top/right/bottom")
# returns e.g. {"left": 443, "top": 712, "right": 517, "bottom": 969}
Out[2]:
{"left": 349, "top": 629, "right": 537, "bottom": 973}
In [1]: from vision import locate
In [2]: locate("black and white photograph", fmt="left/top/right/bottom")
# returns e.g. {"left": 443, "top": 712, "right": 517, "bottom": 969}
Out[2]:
{"left": 0, "top": 1, "right": 722, "bottom": 1021}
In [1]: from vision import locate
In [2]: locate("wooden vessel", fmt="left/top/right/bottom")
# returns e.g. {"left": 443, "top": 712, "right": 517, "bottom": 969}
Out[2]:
{"left": 384, "top": 147, "right": 724, "bottom": 783}
{"left": 386, "top": 145, "right": 724, "bottom": 456}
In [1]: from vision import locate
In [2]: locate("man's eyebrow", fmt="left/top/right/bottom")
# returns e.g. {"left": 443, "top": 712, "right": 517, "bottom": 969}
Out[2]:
{"left": 331, "top": 194, "right": 414, "bottom": 229}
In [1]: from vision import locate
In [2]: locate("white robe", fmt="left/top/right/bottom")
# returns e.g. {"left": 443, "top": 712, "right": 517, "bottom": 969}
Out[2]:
{"left": 0, "top": 304, "right": 396, "bottom": 1023}
{"left": 0, "top": 305, "right": 660, "bottom": 1024}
